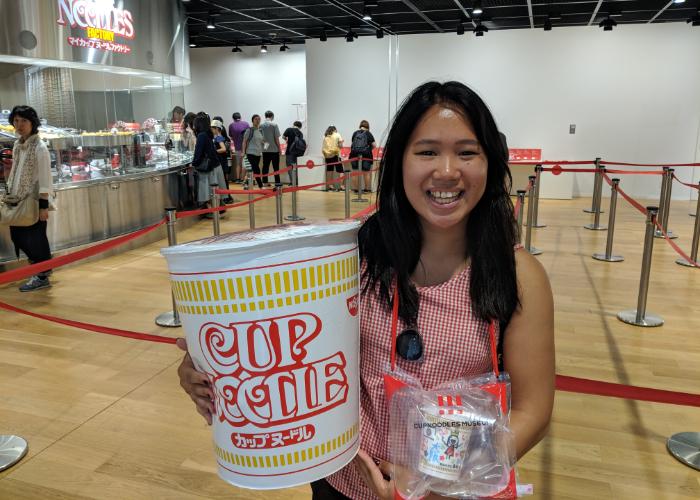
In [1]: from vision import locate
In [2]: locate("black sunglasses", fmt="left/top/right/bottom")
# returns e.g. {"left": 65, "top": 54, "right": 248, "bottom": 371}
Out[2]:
{"left": 396, "top": 328, "right": 423, "bottom": 361}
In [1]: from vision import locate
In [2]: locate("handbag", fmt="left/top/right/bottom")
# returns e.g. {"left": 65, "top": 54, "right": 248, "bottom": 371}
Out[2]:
{"left": 0, "top": 193, "right": 39, "bottom": 226}
{"left": 194, "top": 156, "right": 212, "bottom": 173}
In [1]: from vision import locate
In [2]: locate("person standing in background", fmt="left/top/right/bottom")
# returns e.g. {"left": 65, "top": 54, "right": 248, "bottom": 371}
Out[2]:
{"left": 349, "top": 120, "right": 376, "bottom": 194}
{"left": 228, "top": 112, "right": 249, "bottom": 183}
{"left": 283, "top": 121, "right": 304, "bottom": 168}
{"left": 321, "top": 125, "right": 344, "bottom": 191}
{"left": 242, "top": 114, "right": 264, "bottom": 189}
{"left": 4, "top": 105, "right": 53, "bottom": 292}
{"left": 259, "top": 110, "right": 281, "bottom": 186}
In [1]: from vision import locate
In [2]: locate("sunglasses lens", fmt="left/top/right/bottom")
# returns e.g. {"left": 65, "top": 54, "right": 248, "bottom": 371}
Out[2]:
{"left": 396, "top": 329, "right": 423, "bottom": 361}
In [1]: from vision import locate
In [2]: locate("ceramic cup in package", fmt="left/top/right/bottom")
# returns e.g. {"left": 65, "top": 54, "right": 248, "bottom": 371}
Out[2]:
{"left": 161, "top": 221, "right": 361, "bottom": 489}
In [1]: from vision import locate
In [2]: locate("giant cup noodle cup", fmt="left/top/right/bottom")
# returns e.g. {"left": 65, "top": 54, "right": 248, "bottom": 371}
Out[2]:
{"left": 161, "top": 221, "right": 362, "bottom": 489}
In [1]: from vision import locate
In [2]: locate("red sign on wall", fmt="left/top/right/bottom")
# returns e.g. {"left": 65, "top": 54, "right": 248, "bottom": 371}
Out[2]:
{"left": 509, "top": 148, "right": 542, "bottom": 161}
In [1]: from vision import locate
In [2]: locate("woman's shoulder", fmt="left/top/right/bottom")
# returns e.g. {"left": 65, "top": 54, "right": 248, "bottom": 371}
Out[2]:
{"left": 514, "top": 248, "right": 551, "bottom": 296}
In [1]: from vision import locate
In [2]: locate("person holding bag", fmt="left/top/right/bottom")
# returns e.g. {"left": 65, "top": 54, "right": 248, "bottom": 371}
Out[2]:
{"left": 191, "top": 113, "right": 225, "bottom": 217}
{"left": 1, "top": 105, "right": 53, "bottom": 292}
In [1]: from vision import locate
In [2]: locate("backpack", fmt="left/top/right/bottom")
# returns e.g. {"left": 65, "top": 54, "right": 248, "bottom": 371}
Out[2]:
{"left": 351, "top": 130, "right": 370, "bottom": 154}
{"left": 322, "top": 135, "right": 339, "bottom": 157}
{"left": 289, "top": 134, "right": 307, "bottom": 156}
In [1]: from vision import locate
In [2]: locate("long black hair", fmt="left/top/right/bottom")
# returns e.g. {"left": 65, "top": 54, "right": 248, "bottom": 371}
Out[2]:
{"left": 9, "top": 105, "right": 41, "bottom": 135}
{"left": 359, "top": 81, "right": 518, "bottom": 326}
{"left": 193, "top": 114, "right": 213, "bottom": 138}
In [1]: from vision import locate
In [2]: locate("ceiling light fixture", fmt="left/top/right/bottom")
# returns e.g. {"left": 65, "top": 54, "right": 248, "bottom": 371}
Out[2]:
{"left": 548, "top": 12, "right": 562, "bottom": 20}
{"left": 457, "top": 21, "right": 465, "bottom": 35}
{"left": 472, "top": 0, "right": 483, "bottom": 16}
{"left": 280, "top": 44, "right": 289, "bottom": 52}
{"left": 473, "top": 22, "right": 488, "bottom": 37}
{"left": 320, "top": 29, "right": 327, "bottom": 42}
{"left": 598, "top": 16, "right": 617, "bottom": 31}
{"left": 362, "top": 7, "right": 372, "bottom": 21}
{"left": 231, "top": 44, "right": 242, "bottom": 53}
{"left": 688, "top": 11, "right": 700, "bottom": 25}
{"left": 376, "top": 27, "right": 384, "bottom": 38}
{"left": 189, "top": 41, "right": 196, "bottom": 48}
{"left": 206, "top": 14, "right": 216, "bottom": 30}
{"left": 346, "top": 29, "right": 356, "bottom": 42}
{"left": 544, "top": 16, "right": 552, "bottom": 31}
{"left": 261, "top": 44, "right": 268, "bottom": 53}
{"left": 673, "top": 0, "right": 686, "bottom": 4}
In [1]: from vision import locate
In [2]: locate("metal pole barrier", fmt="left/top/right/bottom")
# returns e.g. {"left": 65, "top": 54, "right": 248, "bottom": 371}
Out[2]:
{"left": 617, "top": 206, "right": 663, "bottom": 327}
{"left": 532, "top": 164, "right": 546, "bottom": 228}
{"left": 275, "top": 182, "right": 283, "bottom": 224}
{"left": 654, "top": 167, "right": 669, "bottom": 238}
{"left": 285, "top": 166, "right": 305, "bottom": 221}
{"left": 155, "top": 208, "right": 182, "bottom": 327}
{"left": 583, "top": 157, "right": 602, "bottom": 213}
{"left": 524, "top": 176, "right": 542, "bottom": 255}
{"left": 247, "top": 171, "right": 255, "bottom": 229}
{"left": 593, "top": 178, "right": 623, "bottom": 262}
{"left": 210, "top": 183, "right": 220, "bottom": 236}
{"left": 344, "top": 168, "right": 351, "bottom": 218}
{"left": 352, "top": 157, "right": 368, "bottom": 203}
{"left": 667, "top": 432, "right": 700, "bottom": 471}
{"left": 516, "top": 190, "right": 526, "bottom": 244}
{"left": 0, "top": 435, "right": 28, "bottom": 471}
{"left": 654, "top": 168, "right": 678, "bottom": 240}
{"left": 584, "top": 167, "right": 607, "bottom": 230}
{"left": 676, "top": 191, "right": 700, "bottom": 267}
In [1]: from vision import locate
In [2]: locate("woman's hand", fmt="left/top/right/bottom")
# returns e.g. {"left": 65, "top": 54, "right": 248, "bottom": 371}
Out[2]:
{"left": 176, "top": 338, "right": 215, "bottom": 425}
{"left": 353, "top": 449, "right": 394, "bottom": 500}
{"left": 38, "top": 208, "right": 49, "bottom": 221}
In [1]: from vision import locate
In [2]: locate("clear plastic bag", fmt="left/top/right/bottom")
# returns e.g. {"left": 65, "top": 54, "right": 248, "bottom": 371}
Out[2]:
{"left": 387, "top": 369, "right": 516, "bottom": 499}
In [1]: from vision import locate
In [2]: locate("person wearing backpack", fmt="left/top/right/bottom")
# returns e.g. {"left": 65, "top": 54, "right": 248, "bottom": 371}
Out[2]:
{"left": 242, "top": 114, "right": 265, "bottom": 189}
{"left": 283, "top": 121, "right": 306, "bottom": 170}
{"left": 211, "top": 119, "right": 233, "bottom": 203}
{"left": 192, "top": 113, "right": 225, "bottom": 217}
{"left": 321, "top": 125, "right": 343, "bottom": 191}
{"left": 350, "top": 120, "right": 376, "bottom": 194}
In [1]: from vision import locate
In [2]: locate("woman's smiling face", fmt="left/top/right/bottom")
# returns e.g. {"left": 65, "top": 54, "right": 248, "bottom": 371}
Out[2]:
{"left": 402, "top": 104, "right": 488, "bottom": 233}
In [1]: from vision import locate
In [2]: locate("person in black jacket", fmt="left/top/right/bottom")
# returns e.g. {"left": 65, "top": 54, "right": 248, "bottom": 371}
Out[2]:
{"left": 192, "top": 114, "right": 226, "bottom": 216}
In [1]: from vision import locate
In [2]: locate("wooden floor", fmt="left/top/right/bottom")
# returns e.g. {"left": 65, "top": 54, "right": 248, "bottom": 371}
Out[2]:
{"left": 1, "top": 189, "right": 699, "bottom": 499}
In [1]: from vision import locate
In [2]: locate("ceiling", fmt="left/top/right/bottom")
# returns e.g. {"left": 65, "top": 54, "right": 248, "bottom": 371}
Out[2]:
{"left": 183, "top": 0, "right": 700, "bottom": 47}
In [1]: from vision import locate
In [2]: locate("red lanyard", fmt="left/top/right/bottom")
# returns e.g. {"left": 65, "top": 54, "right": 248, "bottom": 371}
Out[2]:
{"left": 390, "top": 282, "right": 500, "bottom": 376}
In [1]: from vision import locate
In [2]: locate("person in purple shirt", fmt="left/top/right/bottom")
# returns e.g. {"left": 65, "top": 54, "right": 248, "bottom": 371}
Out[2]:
{"left": 228, "top": 112, "right": 249, "bottom": 183}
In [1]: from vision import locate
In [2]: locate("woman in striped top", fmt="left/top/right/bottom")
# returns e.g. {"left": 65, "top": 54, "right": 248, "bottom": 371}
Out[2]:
{"left": 177, "top": 81, "right": 555, "bottom": 499}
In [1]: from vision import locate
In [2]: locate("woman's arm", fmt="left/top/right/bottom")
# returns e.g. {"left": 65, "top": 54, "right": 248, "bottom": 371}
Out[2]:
{"left": 215, "top": 138, "right": 226, "bottom": 155}
{"left": 504, "top": 250, "right": 555, "bottom": 458}
{"left": 192, "top": 133, "right": 205, "bottom": 167}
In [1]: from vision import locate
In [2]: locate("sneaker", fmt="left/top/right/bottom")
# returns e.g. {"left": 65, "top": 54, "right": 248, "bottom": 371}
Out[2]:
{"left": 20, "top": 275, "right": 51, "bottom": 292}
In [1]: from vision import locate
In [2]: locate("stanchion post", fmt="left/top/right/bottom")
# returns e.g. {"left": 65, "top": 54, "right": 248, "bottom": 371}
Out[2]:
{"left": 676, "top": 190, "right": 700, "bottom": 267}
{"left": 0, "top": 435, "right": 28, "bottom": 472}
{"left": 155, "top": 207, "right": 181, "bottom": 328}
{"left": 585, "top": 167, "right": 607, "bottom": 231}
{"left": 656, "top": 168, "right": 677, "bottom": 239}
{"left": 275, "top": 182, "right": 283, "bottom": 225}
{"left": 210, "top": 183, "right": 220, "bottom": 236}
{"left": 344, "top": 168, "right": 351, "bottom": 218}
{"left": 532, "top": 164, "right": 546, "bottom": 228}
{"left": 524, "top": 176, "right": 542, "bottom": 255}
{"left": 617, "top": 206, "right": 663, "bottom": 327}
{"left": 667, "top": 432, "right": 700, "bottom": 471}
{"left": 516, "top": 190, "right": 526, "bottom": 244}
{"left": 247, "top": 172, "right": 255, "bottom": 229}
{"left": 285, "top": 166, "right": 305, "bottom": 221}
{"left": 583, "top": 157, "right": 602, "bottom": 213}
{"left": 654, "top": 167, "right": 669, "bottom": 238}
{"left": 593, "top": 178, "right": 623, "bottom": 262}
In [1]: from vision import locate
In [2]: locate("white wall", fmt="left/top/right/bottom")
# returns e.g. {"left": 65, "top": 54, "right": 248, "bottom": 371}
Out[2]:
{"left": 184, "top": 46, "right": 306, "bottom": 139}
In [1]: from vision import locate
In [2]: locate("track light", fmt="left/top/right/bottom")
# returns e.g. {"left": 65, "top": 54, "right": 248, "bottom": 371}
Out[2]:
{"left": 456, "top": 22, "right": 465, "bottom": 35}
{"left": 206, "top": 15, "right": 216, "bottom": 30}
{"left": 544, "top": 16, "right": 552, "bottom": 31}
{"left": 598, "top": 16, "right": 616, "bottom": 31}
{"left": 320, "top": 30, "right": 327, "bottom": 42}
{"left": 362, "top": 7, "right": 372, "bottom": 21}
{"left": 376, "top": 27, "right": 384, "bottom": 38}
{"left": 261, "top": 44, "right": 268, "bottom": 53}
{"left": 472, "top": 0, "right": 483, "bottom": 16}
{"left": 345, "top": 29, "right": 356, "bottom": 42}
{"left": 280, "top": 44, "right": 289, "bottom": 52}
{"left": 473, "top": 23, "right": 488, "bottom": 37}
{"left": 231, "top": 44, "right": 242, "bottom": 53}
{"left": 673, "top": 0, "right": 685, "bottom": 4}
{"left": 189, "top": 41, "right": 196, "bottom": 48}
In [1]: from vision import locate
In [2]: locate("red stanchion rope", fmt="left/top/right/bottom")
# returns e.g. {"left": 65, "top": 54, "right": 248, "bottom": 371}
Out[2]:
{"left": 671, "top": 173, "right": 700, "bottom": 190}
{"left": 511, "top": 160, "right": 594, "bottom": 165}
{"left": 542, "top": 167, "right": 597, "bottom": 173}
{"left": 601, "top": 160, "right": 700, "bottom": 168}
{"left": 601, "top": 173, "right": 648, "bottom": 216}
{"left": 0, "top": 217, "right": 167, "bottom": 286}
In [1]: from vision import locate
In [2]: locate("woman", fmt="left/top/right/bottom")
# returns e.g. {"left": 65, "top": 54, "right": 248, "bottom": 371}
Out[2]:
{"left": 321, "top": 125, "right": 343, "bottom": 191}
{"left": 350, "top": 120, "right": 377, "bottom": 194}
{"left": 191, "top": 114, "right": 226, "bottom": 218}
{"left": 4, "top": 105, "right": 53, "bottom": 292}
{"left": 177, "top": 82, "right": 555, "bottom": 499}
{"left": 181, "top": 112, "right": 197, "bottom": 152}
{"left": 241, "top": 114, "right": 264, "bottom": 189}
{"left": 211, "top": 119, "right": 232, "bottom": 201}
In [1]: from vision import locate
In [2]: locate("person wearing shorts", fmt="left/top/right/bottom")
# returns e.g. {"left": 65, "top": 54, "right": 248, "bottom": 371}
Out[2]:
{"left": 322, "top": 125, "right": 344, "bottom": 191}
{"left": 349, "top": 120, "right": 376, "bottom": 193}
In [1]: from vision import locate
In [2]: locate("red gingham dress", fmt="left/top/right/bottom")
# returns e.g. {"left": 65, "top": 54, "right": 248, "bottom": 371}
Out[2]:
{"left": 326, "top": 262, "right": 497, "bottom": 499}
